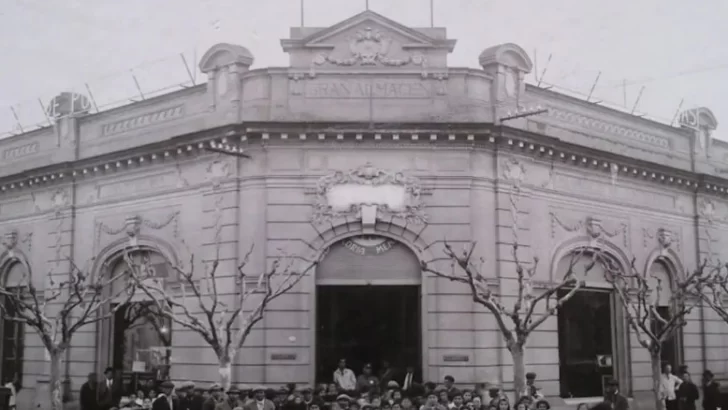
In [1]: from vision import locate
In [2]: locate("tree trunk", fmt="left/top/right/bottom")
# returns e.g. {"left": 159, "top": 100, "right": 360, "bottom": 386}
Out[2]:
{"left": 219, "top": 356, "right": 232, "bottom": 392}
{"left": 510, "top": 343, "right": 527, "bottom": 401}
{"left": 650, "top": 351, "right": 664, "bottom": 410}
{"left": 50, "top": 350, "right": 64, "bottom": 410}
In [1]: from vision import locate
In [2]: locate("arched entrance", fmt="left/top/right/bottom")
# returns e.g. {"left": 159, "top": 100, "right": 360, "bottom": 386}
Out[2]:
{"left": 553, "top": 248, "right": 629, "bottom": 399}
{"left": 315, "top": 235, "right": 422, "bottom": 383}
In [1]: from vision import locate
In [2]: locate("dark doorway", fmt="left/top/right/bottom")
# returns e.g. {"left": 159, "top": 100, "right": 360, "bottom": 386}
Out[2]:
{"left": 558, "top": 289, "right": 615, "bottom": 398}
{"left": 316, "top": 285, "right": 421, "bottom": 382}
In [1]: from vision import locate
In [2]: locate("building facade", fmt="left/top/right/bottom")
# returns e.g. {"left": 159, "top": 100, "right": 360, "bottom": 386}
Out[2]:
{"left": 0, "top": 10, "right": 727, "bottom": 407}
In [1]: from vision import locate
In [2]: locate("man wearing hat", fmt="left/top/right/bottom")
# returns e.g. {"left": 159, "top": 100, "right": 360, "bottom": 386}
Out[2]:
{"left": 243, "top": 386, "right": 275, "bottom": 410}
{"left": 216, "top": 386, "right": 243, "bottom": 410}
{"left": 177, "top": 382, "right": 196, "bottom": 410}
{"left": 302, "top": 386, "right": 324, "bottom": 410}
{"left": 153, "top": 381, "right": 177, "bottom": 410}
{"left": 334, "top": 394, "right": 352, "bottom": 410}
{"left": 190, "top": 386, "right": 206, "bottom": 410}
{"left": 603, "top": 379, "right": 628, "bottom": 410}
{"left": 203, "top": 384, "right": 224, "bottom": 410}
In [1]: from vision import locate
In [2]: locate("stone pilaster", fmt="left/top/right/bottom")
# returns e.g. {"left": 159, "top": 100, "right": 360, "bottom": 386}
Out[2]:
{"left": 492, "top": 154, "right": 533, "bottom": 390}
{"left": 44, "top": 191, "right": 76, "bottom": 403}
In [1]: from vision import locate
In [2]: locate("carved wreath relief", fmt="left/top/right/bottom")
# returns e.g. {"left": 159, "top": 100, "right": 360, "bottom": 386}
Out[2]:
{"left": 502, "top": 157, "right": 526, "bottom": 186}
{"left": 313, "top": 27, "right": 425, "bottom": 68}
{"left": 311, "top": 163, "right": 427, "bottom": 225}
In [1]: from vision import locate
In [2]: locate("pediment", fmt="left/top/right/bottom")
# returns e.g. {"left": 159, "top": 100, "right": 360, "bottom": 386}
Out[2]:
{"left": 281, "top": 11, "right": 455, "bottom": 70}
{"left": 301, "top": 11, "right": 440, "bottom": 49}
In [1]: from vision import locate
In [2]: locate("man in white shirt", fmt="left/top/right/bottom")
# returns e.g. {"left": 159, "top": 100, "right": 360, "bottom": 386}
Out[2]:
{"left": 333, "top": 359, "right": 357, "bottom": 393}
{"left": 660, "top": 364, "right": 682, "bottom": 410}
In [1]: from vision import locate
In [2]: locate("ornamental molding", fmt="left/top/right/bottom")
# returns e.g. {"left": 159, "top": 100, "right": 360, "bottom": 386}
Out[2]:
{"left": 698, "top": 197, "right": 716, "bottom": 222}
{"left": 549, "top": 212, "right": 628, "bottom": 247}
{"left": 311, "top": 163, "right": 427, "bottom": 225}
{"left": 309, "top": 28, "right": 428, "bottom": 77}
{"left": 1, "top": 228, "right": 33, "bottom": 258}
{"left": 100, "top": 105, "right": 185, "bottom": 138}
{"left": 642, "top": 227, "right": 681, "bottom": 252}
{"left": 546, "top": 107, "right": 670, "bottom": 149}
{"left": 501, "top": 157, "right": 527, "bottom": 186}
{"left": 95, "top": 211, "right": 181, "bottom": 249}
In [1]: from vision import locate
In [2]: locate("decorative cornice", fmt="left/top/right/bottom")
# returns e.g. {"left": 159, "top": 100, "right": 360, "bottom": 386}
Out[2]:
{"left": 546, "top": 108, "right": 671, "bottom": 149}
{"left": 0, "top": 129, "right": 725, "bottom": 200}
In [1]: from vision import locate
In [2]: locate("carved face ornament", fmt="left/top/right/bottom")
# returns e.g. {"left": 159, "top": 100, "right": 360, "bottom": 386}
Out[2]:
{"left": 1, "top": 231, "right": 18, "bottom": 252}
{"left": 586, "top": 217, "right": 602, "bottom": 239}
{"left": 125, "top": 215, "right": 142, "bottom": 239}
{"left": 657, "top": 228, "right": 673, "bottom": 249}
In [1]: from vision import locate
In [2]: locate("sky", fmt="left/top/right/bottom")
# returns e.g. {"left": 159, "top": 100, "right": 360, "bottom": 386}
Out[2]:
{"left": 1, "top": 0, "right": 727, "bottom": 139}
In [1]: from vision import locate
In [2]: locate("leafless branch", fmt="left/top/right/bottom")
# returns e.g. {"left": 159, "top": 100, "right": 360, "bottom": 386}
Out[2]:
{"left": 0, "top": 254, "right": 138, "bottom": 355}
{"left": 687, "top": 261, "right": 728, "bottom": 329}
{"left": 420, "top": 241, "right": 593, "bottom": 349}
{"left": 128, "top": 243, "right": 320, "bottom": 360}
{"left": 595, "top": 252, "right": 710, "bottom": 353}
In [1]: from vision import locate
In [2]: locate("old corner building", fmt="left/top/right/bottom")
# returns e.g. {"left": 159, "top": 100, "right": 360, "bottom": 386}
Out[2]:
{"left": 0, "top": 9, "right": 726, "bottom": 406}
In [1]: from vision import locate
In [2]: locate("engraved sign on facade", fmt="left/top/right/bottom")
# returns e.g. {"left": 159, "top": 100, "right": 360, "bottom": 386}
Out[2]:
{"left": 99, "top": 173, "right": 176, "bottom": 199}
{"left": 304, "top": 80, "right": 432, "bottom": 99}
{"left": 100, "top": 105, "right": 185, "bottom": 137}
{"left": 343, "top": 236, "right": 397, "bottom": 256}
{"left": 443, "top": 354, "right": 469, "bottom": 362}
{"left": 312, "top": 163, "right": 427, "bottom": 225}
{"left": 3, "top": 142, "right": 40, "bottom": 160}
{"left": 270, "top": 353, "right": 297, "bottom": 361}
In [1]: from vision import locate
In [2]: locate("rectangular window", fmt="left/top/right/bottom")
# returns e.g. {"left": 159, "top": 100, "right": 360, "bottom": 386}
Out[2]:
{"left": 2, "top": 289, "right": 24, "bottom": 388}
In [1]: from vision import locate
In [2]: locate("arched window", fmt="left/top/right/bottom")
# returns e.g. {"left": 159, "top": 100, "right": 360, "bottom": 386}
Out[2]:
{"left": 1, "top": 261, "right": 26, "bottom": 388}
{"left": 102, "top": 250, "right": 173, "bottom": 392}
{"left": 648, "top": 259, "right": 681, "bottom": 370}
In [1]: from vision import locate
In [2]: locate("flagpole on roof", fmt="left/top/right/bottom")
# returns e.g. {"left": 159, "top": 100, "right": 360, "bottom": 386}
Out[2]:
{"left": 300, "top": 0, "right": 305, "bottom": 26}
{"left": 430, "top": 0, "right": 434, "bottom": 27}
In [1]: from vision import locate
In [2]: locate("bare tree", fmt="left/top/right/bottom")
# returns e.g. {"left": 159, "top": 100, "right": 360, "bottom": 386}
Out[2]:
{"left": 128, "top": 245, "right": 319, "bottom": 390}
{"left": 596, "top": 254, "right": 709, "bottom": 410}
{"left": 421, "top": 242, "right": 594, "bottom": 399}
{"left": 0, "top": 259, "right": 135, "bottom": 410}
{"left": 696, "top": 262, "right": 728, "bottom": 324}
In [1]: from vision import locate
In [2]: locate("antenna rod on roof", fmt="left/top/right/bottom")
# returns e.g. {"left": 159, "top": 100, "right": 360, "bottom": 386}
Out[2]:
{"left": 630, "top": 86, "right": 645, "bottom": 115}
{"left": 586, "top": 71, "right": 601, "bottom": 103}
{"left": 536, "top": 54, "right": 552, "bottom": 87}
{"left": 670, "top": 99, "right": 685, "bottom": 126}
{"left": 365, "top": 0, "right": 369, "bottom": 11}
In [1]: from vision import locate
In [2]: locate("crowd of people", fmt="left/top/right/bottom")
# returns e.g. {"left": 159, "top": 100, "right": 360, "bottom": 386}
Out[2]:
{"left": 76, "top": 360, "right": 723, "bottom": 410}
